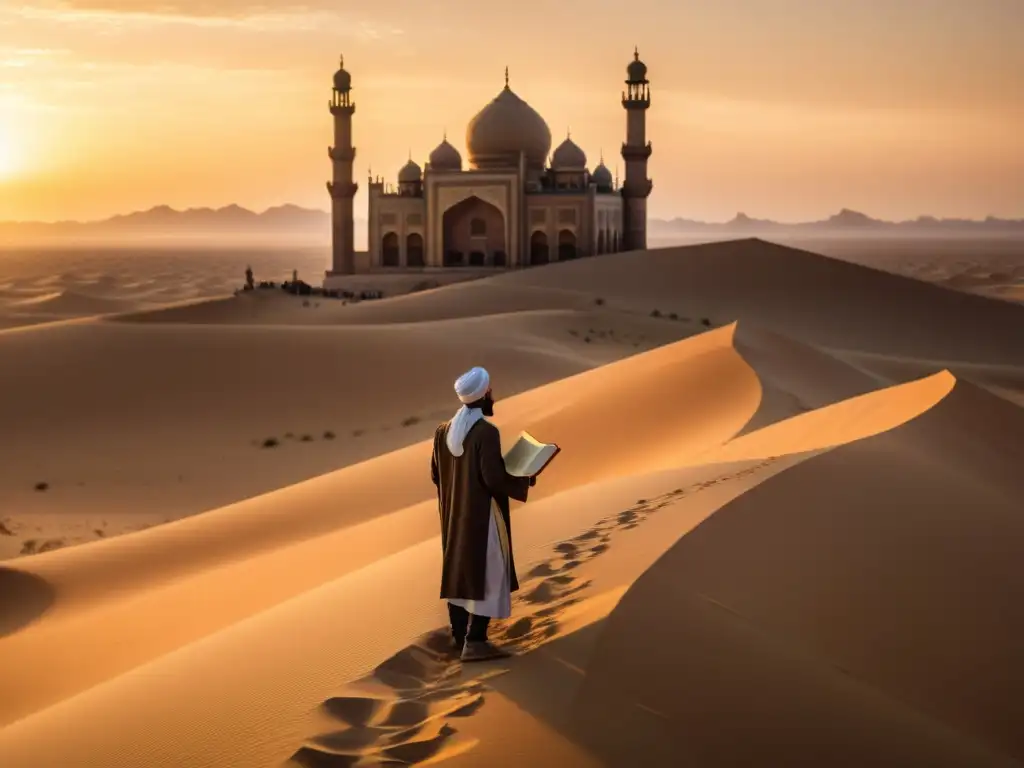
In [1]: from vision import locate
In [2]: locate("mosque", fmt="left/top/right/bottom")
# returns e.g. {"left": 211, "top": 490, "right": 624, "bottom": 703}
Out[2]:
{"left": 325, "top": 51, "right": 652, "bottom": 275}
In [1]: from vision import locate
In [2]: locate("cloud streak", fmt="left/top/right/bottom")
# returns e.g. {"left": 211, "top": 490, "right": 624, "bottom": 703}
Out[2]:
{"left": 21, "top": 1, "right": 331, "bottom": 19}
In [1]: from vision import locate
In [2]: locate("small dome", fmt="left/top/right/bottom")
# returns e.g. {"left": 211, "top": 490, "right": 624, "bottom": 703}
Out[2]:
{"left": 466, "top": 73, "right": 552, "bottom": 168}
{"left": 627, "top": 48, "right": 647, "bottom": 82}
{"left": 333, "top": 55, "right": 351, "bottom": 92}
{"left": 592, "top": 162, "right": 613, "bottom": 188}
{"left": 428, "top": 137, "right": 462, "bottom": 170}
{"left": 551, "top": 134, "right": 587, "bottom": 170}
{"left": 398, "top": 158, "right": 422, "bottom": 183}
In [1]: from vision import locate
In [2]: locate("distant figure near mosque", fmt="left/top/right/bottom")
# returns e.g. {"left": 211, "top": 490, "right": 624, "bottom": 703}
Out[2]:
{"left": 325, "top": 51, "right": 653, "bottom": 276}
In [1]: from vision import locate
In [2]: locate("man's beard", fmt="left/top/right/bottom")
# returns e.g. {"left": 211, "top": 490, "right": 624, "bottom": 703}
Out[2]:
{"left": 468, "top": 393, "right": 495, "bottom": 417}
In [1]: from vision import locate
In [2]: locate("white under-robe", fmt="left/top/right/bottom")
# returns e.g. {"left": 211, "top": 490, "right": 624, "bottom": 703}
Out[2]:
{"left": 448, "top": 500, "right": 512, "bottom": 619}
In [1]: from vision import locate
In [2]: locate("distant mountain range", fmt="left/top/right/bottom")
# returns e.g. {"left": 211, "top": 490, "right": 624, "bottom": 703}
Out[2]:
{"left": 1, "top": 205, "right": 1021, "bottom": 243}
{"left": 650, "top": 209, "right": 1024, "bottom": 234}
{"left": 0, "top": 204, "right": 334, "bottom": 242}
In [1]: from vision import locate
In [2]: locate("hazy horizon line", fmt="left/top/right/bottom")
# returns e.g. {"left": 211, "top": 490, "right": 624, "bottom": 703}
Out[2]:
{"left": 3, "top": 202, "right": 1021, "bottom": 227}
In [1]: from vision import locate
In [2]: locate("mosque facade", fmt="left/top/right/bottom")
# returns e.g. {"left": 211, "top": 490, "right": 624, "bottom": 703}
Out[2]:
{"left": 326, "top": 52, "right": 652, "bottom": 275}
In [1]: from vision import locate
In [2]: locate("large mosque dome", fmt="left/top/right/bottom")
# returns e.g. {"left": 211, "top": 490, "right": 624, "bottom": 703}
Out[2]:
{"left": 466, "top": 76, "right": 551, "bottom": 169}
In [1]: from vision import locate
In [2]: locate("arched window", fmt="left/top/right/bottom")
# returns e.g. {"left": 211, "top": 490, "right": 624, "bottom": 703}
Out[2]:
{"left": 492, "top": 251, "right": 507, "bottom": 267}
{"left": 469, "top": 251, "right": 486, "bottom": 266}
{"left": 381, "top": 232, "right": 399, "bottom": 267}
{"left": 406, "top": 233, "right": 424, "bottom": 267}
{"left": 557, "top": 229, "right": 577, "bottom": 261}
{"left": 530, "top": 231, "right": 549, "bottom": 266}
{"left": 469, "top": 217, "right": 487, "bottom": 237}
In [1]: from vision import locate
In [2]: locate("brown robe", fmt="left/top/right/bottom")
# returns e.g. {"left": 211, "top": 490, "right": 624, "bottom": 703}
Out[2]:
{"left": 431, "top": 418, "right": 531, "bottom": 601}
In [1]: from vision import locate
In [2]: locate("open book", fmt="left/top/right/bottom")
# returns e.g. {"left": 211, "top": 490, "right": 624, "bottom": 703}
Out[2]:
{"left": 503, "top": 430, "right": 561, "bottom": 478}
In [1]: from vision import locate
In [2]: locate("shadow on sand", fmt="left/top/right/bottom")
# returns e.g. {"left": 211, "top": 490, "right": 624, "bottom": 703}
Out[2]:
{"left": 0, "top": 567, "right": 56, "bottom": 637}
{"left": 285, "top": 461, "right": 781, "bottom": 767}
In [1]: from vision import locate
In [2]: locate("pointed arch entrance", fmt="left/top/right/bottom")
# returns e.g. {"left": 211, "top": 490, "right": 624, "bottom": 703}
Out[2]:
{"left": 442, "top": 195, "right": 506, "bottom": 267}
{"left": 406, "top": 232, "right": 424, "bottom": 267}
{"left": 530, "top": 231, "right": 549, "bottom": 265}
{"left": 557, "top": 229, "right": 577, "bottom": 261}
{"left": 381, "top": 232, "right": 399, "bottom": 267}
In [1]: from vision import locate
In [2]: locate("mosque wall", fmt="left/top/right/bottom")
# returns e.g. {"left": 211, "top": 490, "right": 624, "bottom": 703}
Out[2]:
{"left": 368, "top": 191, "right": 427, "bottom": 268}
{"left": 594, "top": 195, "right": 624, "bottom": 254}
{"left": 525, "top": 193, "right": 592, "bottom": 262}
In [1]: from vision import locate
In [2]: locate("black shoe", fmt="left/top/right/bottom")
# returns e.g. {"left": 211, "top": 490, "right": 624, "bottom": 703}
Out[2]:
{"left": 461, "top": 640, "right": 511, "bottom": 662}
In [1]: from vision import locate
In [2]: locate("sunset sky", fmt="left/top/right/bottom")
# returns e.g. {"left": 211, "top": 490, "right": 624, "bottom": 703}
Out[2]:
{"left": 0, "top": 0, "right": 1021, "bottom": 223}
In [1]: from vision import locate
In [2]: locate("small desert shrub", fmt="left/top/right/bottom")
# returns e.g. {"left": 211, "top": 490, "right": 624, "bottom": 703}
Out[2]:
{"left": 401, "top": 416, "right": 421, "bottom": 427}
{"left": 650, "top": 309, "right": 661, "bottom": 318}
{"left": 0, "top": 521, "right": 14, "bottom": 536}
{"left": 701, "top": 317, "right": 712, "bottom": 327}
{"left": 262, "top": 437, "right": 279, "bottom": 448}
{"left": 668, "top": 312, "right": 678, "bottom": 321}
{"left": 94, "top": 528, "right": 105, "bottom": 537}
{"left": 568, "top": 329, "right": 579, "bottom": 337}
{"left": 21, "top": 538, "right": 63, "bottom": 555}
{"left": 299, "top": 434, "right": 313, "bottom": 442}
{"left": 352, "top": 428, "right": 364, "bottom": 437}
{"left": 323, "top": 430, "right": 335, "bottom": 440}
{"left": 34, "top": 481, "right": 48, "bottom": 492}
{"left": 284, "top": 432, "right": 294, "bottom": 439}
{"left": 583, "top": 336, "right": 592, "bottom": 343}
{"left": 594, "top": 297, "right": 605, "bottom": 306}
{"left": 302, "top": 299, "right": 310, "bottom": 307}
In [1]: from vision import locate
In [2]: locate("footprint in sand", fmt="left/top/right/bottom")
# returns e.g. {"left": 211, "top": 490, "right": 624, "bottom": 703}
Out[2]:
{"left": 291, "top": 460, "right": 787, "bottom": 766}
{"left": 289, "top": 634, "right": 495, "bottom": 768}
{"left": 554, "top": 541, "right": 578, "bottom": 557}
{"left": 617, "top": 510, "right": 638, "bottom": 525}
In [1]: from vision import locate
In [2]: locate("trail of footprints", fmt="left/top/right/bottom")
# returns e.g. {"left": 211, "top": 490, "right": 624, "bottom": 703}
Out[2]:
{"left": 287, "top": 456, "right": 779, "bottom": 767}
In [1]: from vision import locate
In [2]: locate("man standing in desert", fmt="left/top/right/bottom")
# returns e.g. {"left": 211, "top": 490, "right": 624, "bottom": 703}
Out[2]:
{"left": 431, "top": 366, "right": 535, "bottom": 662}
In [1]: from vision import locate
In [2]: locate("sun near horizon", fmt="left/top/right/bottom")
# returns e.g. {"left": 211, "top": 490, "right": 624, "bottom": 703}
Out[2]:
{"left": 0, "top": 1, "right": 1021, "bottom": 224}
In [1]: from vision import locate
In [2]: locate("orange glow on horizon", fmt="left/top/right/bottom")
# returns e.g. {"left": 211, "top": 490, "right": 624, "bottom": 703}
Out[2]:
{"left": 0, "top": 1, "right": 1020, "bottom": 223}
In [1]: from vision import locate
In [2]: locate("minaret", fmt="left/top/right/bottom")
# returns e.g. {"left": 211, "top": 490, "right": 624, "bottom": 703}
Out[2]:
{"left": 620, "top": 47, "right": 652, "bottom": 251}
{"left": 327, "top": 55, "right": 357, "bottom": 274}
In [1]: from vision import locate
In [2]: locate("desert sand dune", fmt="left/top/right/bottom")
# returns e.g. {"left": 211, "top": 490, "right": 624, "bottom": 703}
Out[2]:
{"left": 0, "top": 307, "right": 696, "bottom": 560}
{"left": 114, "top": 279, "right": 600, "bottom": 326}
{"left": 562, "top": 378, "right": 1024, "bottom": 766}
{"left": 0, "top": 348, "right": 981, "bottom": 767}
{"left": 0, "top": 238, "right": 1022, "bottom": 767}
{"left": 3, "top": 289, "right": 143, "bottom": 316}
{"left": 831, "top": 348, "right": 1024, "bottom": 408}
{"left": 0, "top": 305, "right": 696, "bottom": 561}
{"left": 0, "top": 324, "right": 758, "bottom": 727}
{"left": 494, "top": 239, "right": 1024, "bottom": 365}
{"left": 0, "top": 317, "right": 998, "bottom": 768}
